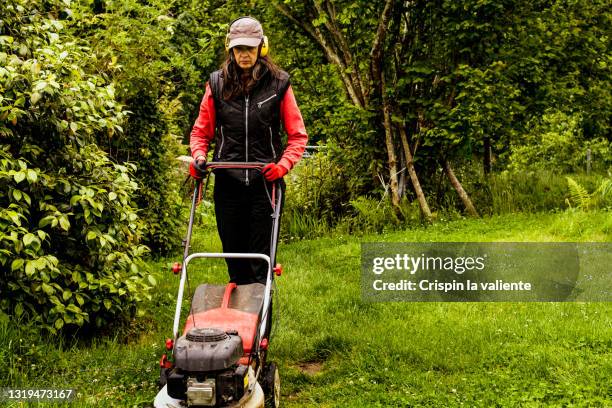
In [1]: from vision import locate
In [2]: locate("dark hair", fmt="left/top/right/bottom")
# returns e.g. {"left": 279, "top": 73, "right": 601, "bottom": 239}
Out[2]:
{"left": 221, "top": 52, "right": 283, "bottom": 101}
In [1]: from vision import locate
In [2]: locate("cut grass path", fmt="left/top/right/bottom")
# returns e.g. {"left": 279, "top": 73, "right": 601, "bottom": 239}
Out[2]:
{"left": 4, "top": 211, "right": 611, "bottom": 407}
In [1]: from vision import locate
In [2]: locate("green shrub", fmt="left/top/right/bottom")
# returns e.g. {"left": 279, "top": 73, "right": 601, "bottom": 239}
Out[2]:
{"left": 0, "top": 0, "right": 153, "bottom": 333}
{"left": 343, "top": 196, "right": 400, "bottom": 234}
{"left": 508, "top": 112, "right": 611, "bottom": 173}
{"left": 282, "top": 150, "right": 350, "bottom": 240}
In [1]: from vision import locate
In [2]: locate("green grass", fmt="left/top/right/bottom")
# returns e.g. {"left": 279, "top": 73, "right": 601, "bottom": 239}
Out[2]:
{"left": 1, "top": 210, "right": 610, "bottom": 407}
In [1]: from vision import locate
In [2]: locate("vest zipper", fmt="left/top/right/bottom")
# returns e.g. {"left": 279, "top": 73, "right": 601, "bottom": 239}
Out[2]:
{"left": 257, "top": 93, "right": 277, "bottom": 108}
{"left": 245, "top": 95, "right": 250, "bottom": 185}
{"left": 269, "top": 126, "right": 276, "bottom": 159}
{"left": 218, "top": 126, "right": 225, "bottom": 160}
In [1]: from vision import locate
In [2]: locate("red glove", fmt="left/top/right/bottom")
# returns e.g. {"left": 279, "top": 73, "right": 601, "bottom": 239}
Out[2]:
{"left": 261, "top": 163, "right": 288, "bottom": 181}
{"left": 189, "top": 158, "right": 207, "bottom": 179}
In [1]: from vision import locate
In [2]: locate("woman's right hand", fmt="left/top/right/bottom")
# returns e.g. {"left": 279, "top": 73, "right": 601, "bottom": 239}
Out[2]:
{"left": 190, "top": 156, "right": 207, "bottom": 178}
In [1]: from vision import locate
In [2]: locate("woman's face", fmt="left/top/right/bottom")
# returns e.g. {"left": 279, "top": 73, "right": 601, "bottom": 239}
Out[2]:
{"left": 232, "top": 45, "right": 259, "bottom": 70}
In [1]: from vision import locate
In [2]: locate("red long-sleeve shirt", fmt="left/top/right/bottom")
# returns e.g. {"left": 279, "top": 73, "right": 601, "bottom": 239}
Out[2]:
{"left": 190, "top": 83, "right": 308, "bottom": 171}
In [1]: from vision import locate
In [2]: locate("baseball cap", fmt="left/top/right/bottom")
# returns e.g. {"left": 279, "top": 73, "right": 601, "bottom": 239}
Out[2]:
{"left": 227, "top": 17, "right": 264, "bottom": 49}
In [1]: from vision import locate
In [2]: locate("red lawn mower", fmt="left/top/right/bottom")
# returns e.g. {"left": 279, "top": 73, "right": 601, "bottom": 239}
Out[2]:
{"left": 154, "top": 162, "right": 282, "bottom": 408}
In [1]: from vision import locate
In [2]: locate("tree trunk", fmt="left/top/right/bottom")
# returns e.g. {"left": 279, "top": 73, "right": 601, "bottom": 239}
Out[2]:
{"left": 443, "top": 159, "right": 479, "bottom": 217}
{"left": 483, "top": 136, "right": 491, "bottom": 174}
{"left": 398, "top": 125, "right": 432, "bottom": 221}
{"left": 382, "top": 86, "right": 401, "bottom": 212}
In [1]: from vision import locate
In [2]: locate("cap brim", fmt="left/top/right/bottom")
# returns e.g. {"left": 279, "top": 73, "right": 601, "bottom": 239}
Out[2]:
{"left": 228, "top": 37, "right": 262, "bottom": 49}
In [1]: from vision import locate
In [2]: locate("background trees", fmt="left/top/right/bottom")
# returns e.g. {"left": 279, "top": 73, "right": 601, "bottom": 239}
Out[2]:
{"left": 1, "top": 0, "right": 610, "bottom": 331}
{"left": 271, "top": 0, "right": 610, "bottom": 219}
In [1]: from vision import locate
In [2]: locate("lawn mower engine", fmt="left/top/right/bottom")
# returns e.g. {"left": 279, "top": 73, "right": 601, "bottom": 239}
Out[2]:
{"left": 165, "top": 327, "right": 249, "bottom": 407}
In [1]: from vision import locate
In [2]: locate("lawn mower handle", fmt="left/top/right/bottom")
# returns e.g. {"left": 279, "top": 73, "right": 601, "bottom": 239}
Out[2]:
{"left": 204, "top": 161, "right": 267, "bottom": 171}
{"left": 173, "top": 169, "right": 282, "bottom": 343}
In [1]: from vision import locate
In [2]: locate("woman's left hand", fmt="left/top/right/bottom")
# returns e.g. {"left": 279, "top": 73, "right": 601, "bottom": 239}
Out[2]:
{"left": 262, "top": 163, "right": 288, "bottom": 181}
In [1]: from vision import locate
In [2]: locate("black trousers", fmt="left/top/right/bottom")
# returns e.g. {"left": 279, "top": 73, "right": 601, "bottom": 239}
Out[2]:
{"left": 213, "top": 171, "right": 285, "bottom": 285}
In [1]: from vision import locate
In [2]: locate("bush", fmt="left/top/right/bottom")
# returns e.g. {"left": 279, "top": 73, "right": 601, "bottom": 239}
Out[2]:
{"left": 282, "top": 149, "right": 350, "bottom": 240}
{"left": 0, "top": 0, "right": 153, "bottom": 333}
{"left": 508, "top": 112, "right": 611, "bottom": 173}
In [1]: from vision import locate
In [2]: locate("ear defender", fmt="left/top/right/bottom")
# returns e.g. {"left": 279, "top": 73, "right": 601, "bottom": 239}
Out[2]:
{"left": 259, "top": 35, "right": 269, "bottom": 57}
{"left": 225, "top": 33, "right": 230, "bottom": 52}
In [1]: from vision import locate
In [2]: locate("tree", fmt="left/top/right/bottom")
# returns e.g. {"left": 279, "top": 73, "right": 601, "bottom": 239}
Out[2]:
{"left": 273, "top": 0, "right": 433, "bottom": 218}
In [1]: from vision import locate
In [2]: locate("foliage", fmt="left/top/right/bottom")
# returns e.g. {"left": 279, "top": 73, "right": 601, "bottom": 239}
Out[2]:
{"left": 430, "top": 166, "right": 610, "bottom": 215}
{"left": 393, "top": 0, "right": 611, "bottom": 163}
{"left": 272, "top": 0, "right": 611, "bottom": 218}
{"left": 66, "top": 0, "right": 233, "bottom": 254}
{"left": 342, "top": 196, "right": 401, "bottom": 234}
{"left": 509, "top": 112, "right": 611, "bottom": 173}
{"left": 282, "top": 150, "right": 352, "bottom": 240}
{"left": 68, "top": 2, "right": 180, "bottom": 254}
{"left": 0, "top": 0, "right": 152, "bottom": 332}
{"left": 566, "top": 177, "right": 612, "bottom": 211}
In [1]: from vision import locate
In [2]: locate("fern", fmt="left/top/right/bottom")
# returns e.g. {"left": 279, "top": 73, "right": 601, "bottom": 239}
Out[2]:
{"left": 566, "top": 177, "right": 591, "bottom": 210}
{"left": 593, "top": 179, "right": 612, "bottom": 205}
{"left": 566, "top": 177, "right": 612, "bottom": 210}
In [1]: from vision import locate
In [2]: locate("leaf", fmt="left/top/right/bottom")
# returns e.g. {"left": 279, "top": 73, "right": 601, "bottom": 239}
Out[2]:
{"left": 11, "top": 258, "right": 24, "bottom": 271}
{"left": 25, "top": 261, "right": 35, "bottom": 276}
{"left": 59, "top": 216, "right": 70, "bottom": 231}
{"left": 109, "top": 192, "right": 117, "bottom": 200}
{"left": 34, "top": 81, "right": 48, "bottom": 91}
{"left": 66, "top": 304, "right": 81, "bottom": 313}
{"left": 54, "top": 318, "right": 64, "bottom": 330}
{"left": 30, "top": 92, "right": 42, "bottom": 105}
{"left": 26, "top": 169, "right": 37, "bottom": 183}
{"left": 103, "top": 299, "right": 112, "bottom": 310}
{"left": 23, "top": 233, "right": 36, "bottom": 247}
{"left": 13, "top": 171, "right": 26, "bottom": 183}
{"left": 70, "top": 195, "right": 81, "bottom": 206}
{"left": 15, "top": 303, "right": 23, "bottom": 317}
{"left": 12, "top": 189, "right": 22, "bottom": 201}
{"left": 62, "top": 290, "right": 72, "bottom": 301}
{"left": 86, "top": 231, "right": 96, "bottom": 241}
{"left": 147, "top": 275, "right": 157, "bottom": 286}
{"left": 42, "top": 282, "right": 54, "bottom": 295}
{"left": 75, "top": 294, "right": 84, "bottom": 306}
{"left": 39, "top": 216, "right": 55, "bottom": 228}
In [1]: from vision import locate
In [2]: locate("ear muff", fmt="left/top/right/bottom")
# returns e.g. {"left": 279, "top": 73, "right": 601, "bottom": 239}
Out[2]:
{"left": 224, "top": 16, "right": 270, "bottom": 57}
{"left": 259, "top": 35, "right": 269, "bottom": 57}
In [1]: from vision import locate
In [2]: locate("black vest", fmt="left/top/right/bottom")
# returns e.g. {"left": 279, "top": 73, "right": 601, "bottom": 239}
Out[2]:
{"left": 209, "top": 68, "right": 291, "bottom": 184}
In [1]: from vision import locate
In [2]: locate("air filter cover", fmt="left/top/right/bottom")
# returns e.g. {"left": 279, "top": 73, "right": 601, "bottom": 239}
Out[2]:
{"left": 174, "top": 328, "right": 243, "bottom": 372}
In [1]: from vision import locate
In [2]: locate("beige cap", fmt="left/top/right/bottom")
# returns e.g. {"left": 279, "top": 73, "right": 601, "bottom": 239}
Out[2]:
{"left": 227, "top": 17, "right": 264, "bottom": 49}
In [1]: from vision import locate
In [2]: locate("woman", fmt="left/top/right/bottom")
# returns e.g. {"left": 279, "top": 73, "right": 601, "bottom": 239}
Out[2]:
{"left": 190, "top": 16, "right": 308, "bottom": 285}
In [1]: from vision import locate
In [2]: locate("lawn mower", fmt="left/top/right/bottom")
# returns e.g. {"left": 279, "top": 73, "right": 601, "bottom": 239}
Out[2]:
{"left": 154, "top": 162, "right": 282, "bottom": 408}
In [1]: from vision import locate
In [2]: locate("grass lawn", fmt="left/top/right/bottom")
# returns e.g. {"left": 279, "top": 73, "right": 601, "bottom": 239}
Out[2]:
{"left": 2, "top": 210, "right": 610, "bottom": 407}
